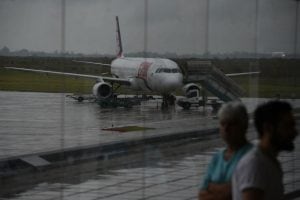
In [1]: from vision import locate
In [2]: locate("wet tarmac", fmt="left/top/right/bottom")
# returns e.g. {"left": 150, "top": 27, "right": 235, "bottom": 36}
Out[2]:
{"left": 0, "top": 91, "right": 219, "bottom": 159}
{"left": 1, "top": 91, "right": 299, "bottom": 160}
{"left": 1, "top": 132, "right": 223, "bottom": 199}
{"left": 1, "top": 91, "right": 300, "bottom": 199}
{"left": 1, "top": 125, "right": 300, "bottom": 200}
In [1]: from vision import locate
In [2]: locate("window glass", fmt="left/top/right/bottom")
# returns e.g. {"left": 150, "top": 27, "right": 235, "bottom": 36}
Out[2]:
{"left": 0, "top": 0, "right": 299, "bottom": 199}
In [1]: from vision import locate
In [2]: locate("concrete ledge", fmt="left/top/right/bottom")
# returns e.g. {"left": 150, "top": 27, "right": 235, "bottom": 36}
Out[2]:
{"left": 0, "top": 127, "right": 218, "bottom": 178}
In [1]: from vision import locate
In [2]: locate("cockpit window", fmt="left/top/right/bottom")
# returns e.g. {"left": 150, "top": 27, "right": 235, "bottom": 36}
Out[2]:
{"left": 163, "top": 68, "right": 171, "bottom": 73}
{"left": 156, "top": 68, "right": 180, "bottom": 73}
{"left": 172, "top": 68, "right": 180, "bottom": 73}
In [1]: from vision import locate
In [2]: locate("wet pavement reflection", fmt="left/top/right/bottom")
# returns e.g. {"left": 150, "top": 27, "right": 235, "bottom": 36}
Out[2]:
{"left": 0, "top": 130, "right": 225, "bottom": 199}
{"left": 2, "top": 129, "right": 300, "bottom": 200}
{"left": 1, "top": 91, "right": 300, "bottom": 199}
{"left": 0, "top": 91, "right": 218, "bottom": 159}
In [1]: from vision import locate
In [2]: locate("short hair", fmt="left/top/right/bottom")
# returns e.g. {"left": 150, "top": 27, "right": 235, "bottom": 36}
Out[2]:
{"left": 217, "top": 101, "right": 248, "bottom": 130}
{"left": 254, "top": 100, "right": 292, "bottom": 138}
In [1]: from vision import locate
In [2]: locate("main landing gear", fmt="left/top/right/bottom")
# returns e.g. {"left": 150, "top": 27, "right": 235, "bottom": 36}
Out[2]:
{"left": 161, "top": 94, "right": 176, "bottom": 110}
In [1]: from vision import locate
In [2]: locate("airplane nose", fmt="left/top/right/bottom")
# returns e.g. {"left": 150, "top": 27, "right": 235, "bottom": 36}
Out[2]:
{"left": 162, "top": 74, "right": 183, "bottom": 91}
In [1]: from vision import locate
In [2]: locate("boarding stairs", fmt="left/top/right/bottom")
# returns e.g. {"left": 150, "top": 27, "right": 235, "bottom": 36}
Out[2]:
{"left": 185, "top": 61, "right": 245, "bottom": 102}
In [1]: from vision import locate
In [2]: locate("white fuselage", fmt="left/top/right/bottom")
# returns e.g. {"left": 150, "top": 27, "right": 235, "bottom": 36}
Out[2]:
{"left": 111, "top": 57, "right": 183, "bottom": 94}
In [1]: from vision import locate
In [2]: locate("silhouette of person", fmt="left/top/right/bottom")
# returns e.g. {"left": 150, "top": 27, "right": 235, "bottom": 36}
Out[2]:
{"left": 199, "top": 101, "right": 253, "bottom": 200}
{"left": 232, "top": 100, "right": 298, "bottom": 200}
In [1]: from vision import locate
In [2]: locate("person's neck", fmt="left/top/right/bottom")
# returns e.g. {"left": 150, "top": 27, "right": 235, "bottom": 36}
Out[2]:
{"left": 227, "top": 139, "right": 248, "bottom": 152}
{"left": 225, "top": 139, "right": 248, "bottom": 160}
{"left": 259, "top": 139, "right": 278, "bottom": 159}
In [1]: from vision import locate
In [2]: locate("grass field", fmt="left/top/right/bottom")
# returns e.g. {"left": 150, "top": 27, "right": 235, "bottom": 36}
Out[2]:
{"left": 0, "top": 56, "right": 299, "bottom": 98}
{"left": 0, "top": 68, "right": 94, "bottom": 93}
{"left": 231, "top": 76, "right": 300, "bottom": 99}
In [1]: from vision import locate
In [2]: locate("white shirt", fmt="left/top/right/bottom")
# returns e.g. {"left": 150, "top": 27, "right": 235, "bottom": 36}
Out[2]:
{"left": 232, "top": 146, "right": 283, "bottom": 200}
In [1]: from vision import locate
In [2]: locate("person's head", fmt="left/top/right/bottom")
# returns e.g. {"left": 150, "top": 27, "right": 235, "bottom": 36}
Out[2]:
{"left": 217, "top": 101, "right": 249, "bottom": 147}
{"left": 254, "top": 100, "right": 298, "bottom": 152}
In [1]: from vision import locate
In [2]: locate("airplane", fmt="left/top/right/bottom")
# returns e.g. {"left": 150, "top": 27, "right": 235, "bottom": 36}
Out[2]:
{"left": 5, "top": 16, "right": 259, "bottom": 109}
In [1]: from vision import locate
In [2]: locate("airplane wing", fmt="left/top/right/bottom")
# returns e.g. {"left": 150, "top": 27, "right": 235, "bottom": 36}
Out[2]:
{"left": 72, "top": 60, "right": 111, "bottom": 67}
{"left": 5, "top": 67, "right": 131, "bottom": 86}
{"left": 225, "top": 71, "right": 260, "bottom": 77}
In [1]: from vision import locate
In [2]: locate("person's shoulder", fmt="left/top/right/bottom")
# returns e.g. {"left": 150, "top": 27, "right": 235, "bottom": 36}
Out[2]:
{"left": 240, "top": 143, "right": 254, "bottom": 154}
{"left": 210, "top": 148, "right": 226, "bottom": 162}
{"left": 237, "top": 146, "right": 264, "bottom": 170}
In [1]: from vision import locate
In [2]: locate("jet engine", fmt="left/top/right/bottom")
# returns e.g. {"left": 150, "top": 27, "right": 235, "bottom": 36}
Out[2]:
{"left": 92, "top": 82, "right": 113, "bottom": 99}
{"left": 182, "top": 83, "right": 201, "bottom": 97}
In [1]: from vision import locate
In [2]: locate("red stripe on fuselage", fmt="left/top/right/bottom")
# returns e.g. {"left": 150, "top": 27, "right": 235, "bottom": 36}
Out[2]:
{"left": 137, "top": 61, "right": 152, "bottom": 80}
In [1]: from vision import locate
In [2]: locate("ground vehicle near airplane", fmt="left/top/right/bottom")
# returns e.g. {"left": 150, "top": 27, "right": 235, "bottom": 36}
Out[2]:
{"left": 176, "top": 89, "right": 222, "bottom": 111}
{"left": 177, "top": 89, "right": 205, "bottom": 109}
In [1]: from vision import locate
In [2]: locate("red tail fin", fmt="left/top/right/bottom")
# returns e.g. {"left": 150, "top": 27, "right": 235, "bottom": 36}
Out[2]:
{"left": 116, "top": 16, "right": 123, "bottom": 58}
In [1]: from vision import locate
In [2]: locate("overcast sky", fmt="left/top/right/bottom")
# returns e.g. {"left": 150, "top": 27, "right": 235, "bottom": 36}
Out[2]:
{"left": 0, "top": 0, "right": 299, "bottom": 55}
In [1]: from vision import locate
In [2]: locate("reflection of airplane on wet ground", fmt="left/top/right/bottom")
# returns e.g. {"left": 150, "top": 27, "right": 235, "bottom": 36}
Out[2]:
{"left": 5, "top": 16, "right": 259, "bottom": 109}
